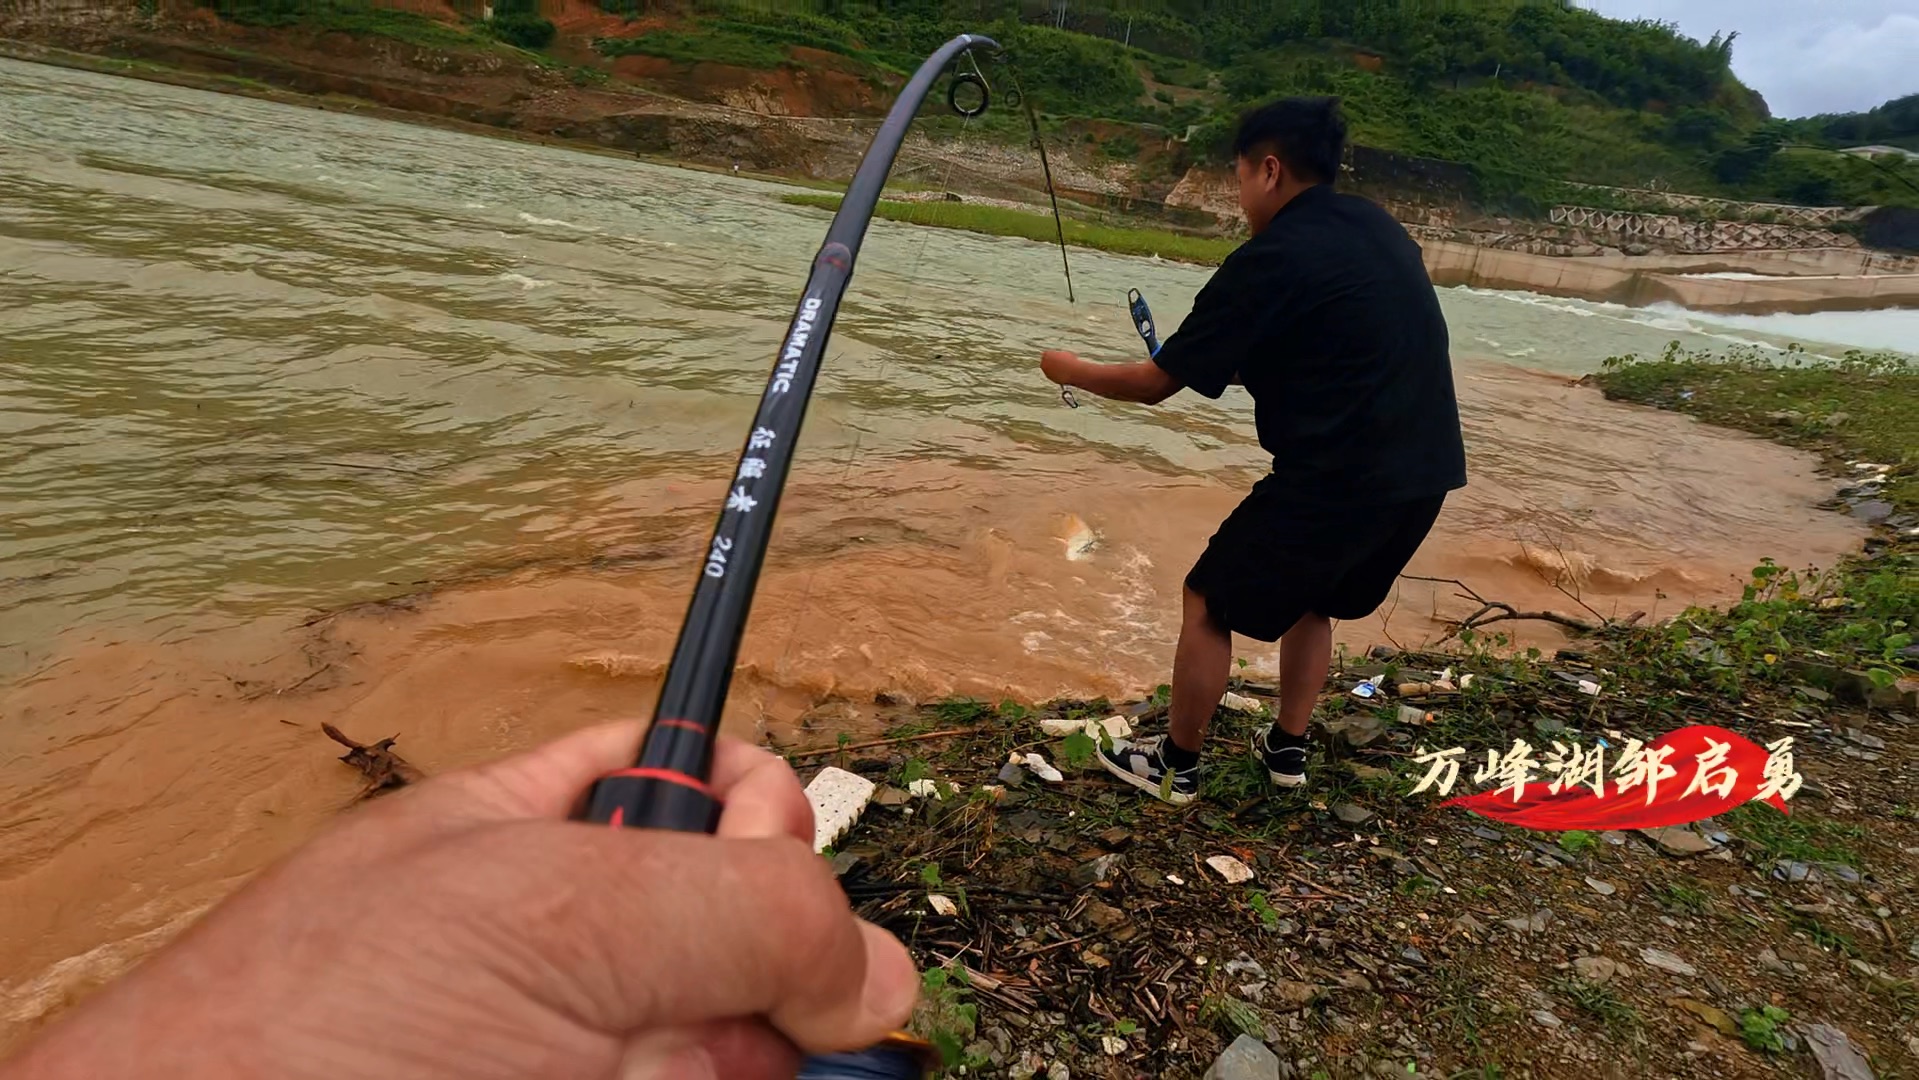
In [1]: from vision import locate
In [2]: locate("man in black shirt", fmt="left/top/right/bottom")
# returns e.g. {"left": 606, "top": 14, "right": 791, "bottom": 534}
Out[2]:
{"left": 1038, "top": 97, "right": 1467, "bottom": 805}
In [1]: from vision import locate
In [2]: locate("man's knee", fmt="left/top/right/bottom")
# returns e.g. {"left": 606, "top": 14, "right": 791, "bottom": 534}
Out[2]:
{"left": 1182, "top": 586, "right": 1226, "bottom": 634}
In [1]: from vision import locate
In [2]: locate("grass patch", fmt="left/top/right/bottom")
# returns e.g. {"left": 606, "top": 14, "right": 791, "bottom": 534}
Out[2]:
{"left": 1738, "top": 1005, "right": 1789, "bottom": 1052}
{"left": 1553, "top": 977, "right": 1642, "bottom": 1033}
{"left": 779, "top": 193, "right": 1238, "bottom": 266}
{"left": 1654, "top": 879, "right": 1711, "bottom": 914}
{"left": 198, "top": 0, "right": 479, "bottom": 50}
{"left": 1557, "top": 830, "right": 1599, "bottom": 857}
{"left": 1723, "top": 803, "right": 1865, "bottom": 867}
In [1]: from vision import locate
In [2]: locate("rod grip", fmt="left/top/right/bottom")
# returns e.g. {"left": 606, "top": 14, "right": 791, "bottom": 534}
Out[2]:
{"left": 581, "top": 770, "right": 719, "bottom": 833}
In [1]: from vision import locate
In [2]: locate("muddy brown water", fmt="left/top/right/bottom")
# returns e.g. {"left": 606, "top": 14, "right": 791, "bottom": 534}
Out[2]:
{"left": 0, "top": 58, "right": 1874, "bottom": 1039}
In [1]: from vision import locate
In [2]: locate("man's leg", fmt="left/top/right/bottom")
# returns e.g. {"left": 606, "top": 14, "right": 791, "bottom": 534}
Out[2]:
{"left": 1275, "top": 613, "right": 1332, "bottom": 737}
{"left": 1167, "top": 584, "right": 1233, "bottom": 757}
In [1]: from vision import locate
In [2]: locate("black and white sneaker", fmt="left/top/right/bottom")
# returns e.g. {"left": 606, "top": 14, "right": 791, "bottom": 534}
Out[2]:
{"left": 1097, "top": 736, "right": 1200, "bottom": 805}
{"left": 1251, "top": 724, "right": 1308, "bottom": 787}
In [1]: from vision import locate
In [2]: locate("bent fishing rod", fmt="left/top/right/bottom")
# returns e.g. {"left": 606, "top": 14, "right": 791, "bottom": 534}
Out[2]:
{"left": 574, "top": 31, "right": 1073, "bottom": 1080}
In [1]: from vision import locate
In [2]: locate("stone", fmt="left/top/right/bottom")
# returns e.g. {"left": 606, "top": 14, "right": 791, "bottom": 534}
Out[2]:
{"left": 1014, "top": 1049, "right": 1047, "bottom": 1076}
{"left": 1668, "top": 997, "right": 1737, "bottom": 1036}
{"left": 1639, "top": 947, "right": 1696, "bottom": 976}
{"left": 829, "top": 850, "right": 865, "bottom": 877}
{"left": 1574, "top": 956, "right": 1618, "bottom": 983}
{"left": 1349, "top": 764, "right": 1394, "bottom": 782}
{"left": 1271, "top": 918, "right": 1298, "bottom": 936}
{"left": 1203, "top": 1034, "right": 1282, "bottom": 1080}
{"left": 1795, "top": 685, "right": 1833, "bottom": 703}
{"left": 1047, "top": 1061, "right": 1071, "bottom": 1080}
{"left": 1270, "top": 980, "right": 1321, "bottom": 1009}
{"left": 1072, "top": 853, "right": 1125, "bottom": 888}
{"left": 1504, "top": 909, "right": 1554, "bottom": 934}
{"left": 1097, "top": 827, "right": 1134, "bottom": 850}
{"left": 1451, "top": 913, "right": 1487, "bottom": 936}
{"left": 1585, "top": 876, "right": 1617, "bottom": 896}
{"left": 1128, "top": 866, "right": 1161, "bottom": 890}
{"left": 1773, "top": 860, "right": 1821, "bottom": 883}
{"left": 1530, "top": 1009, "right": 1563, "bottom": 1029}
{"left": 1400, "top": 947, "right": 1427, "bottom": 966}
{"left": 1206, "top": 854, "right": 1256, "bottom": 883}
{"left": 1805, "top": 1023, "right": 1875, "bottom": 1080}
{"left": 1336, "top": 971, "right": 1375, "bottom": 992}
{"left": 997, "top": 761, "right": 1028, "bottom": 786}
{"left": 1640, "top": 826, "right": 1713, "bottom": 856}
{"left": 1851, "top": 499, "right": 1894, "bottom": 524}
{"left": 1100, "top": 1035, "right": 1127, "bottom": 1056}
{"left": 1470, "top": 825, "right": 1506, "bottom": 842}
{"left": 1080, "top": 900, "right": 1130, "bottom": 933}
{"left": 873, "top": 785, "right": 911, "bottom": 807}
{"left": 1600, "top": 830, "right": 1627, "bottom": 846}
{"left": 1333, "top": 803, "right": 1376, "bottom": 826}
{"left": 1842, "top": 729, "right": 1886, "bottom": 750}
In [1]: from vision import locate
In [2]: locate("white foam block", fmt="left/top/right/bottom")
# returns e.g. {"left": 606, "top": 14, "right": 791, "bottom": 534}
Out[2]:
{"left": 804, "top": 766, "right": 877, "bottom": 854}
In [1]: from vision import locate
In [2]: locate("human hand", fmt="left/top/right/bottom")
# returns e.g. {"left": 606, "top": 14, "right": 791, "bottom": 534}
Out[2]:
{"left": 1039, "top": 349, "right": 1081, "bottom": 386}
{"left": 4, "top": 724, "right": 917, "bottom": 1080}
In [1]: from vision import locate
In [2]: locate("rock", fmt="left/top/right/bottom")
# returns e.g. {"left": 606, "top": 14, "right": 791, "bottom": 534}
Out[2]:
{"left": 1850, "top": 499, "right": 1893, "bottom": 524}
{"left": 1400, "top": 946, "right": 1427, "bottom": 966}
{"left": 873, "top": 785, "right": 911, "bottom": 807}
{"left": 927, "top": 893, "right": 959, "bottom": 916}
{"left": 1014, "top": 1049, "right": 1047, "bottom": 1076}
{"left": 1469, "top": 825, "right": 1506, "bottom": 842}
{"left": 1530, "top": 1009, "right": 1563, "bottom": 1029}
{"left": 1097, "top": 827, "right": 1134, "bottom": 850}
{"left": 1100, "top": 1035, "right": 1127, "bottom": 1056}
{"left": 1129, "top": 866, "right": 1162, "bottom": 890}
{"left": 1203, "top": 1033, "right": 1281, "bottom": 1080}
{"left": 1766, "top": 409, "right": 1804, "bottom": 424}
{"left": 1333, "top": 803, "right": 1376, "bottom": 825}
{"left": 1842, "top": 728, "right": 1886, "bottom": 750}
{"left": 1503, "top": 909, "right": 1554, "bottom": 934}
{"left": 1206, "top": 854, "right": 1256, "bottom": 883}
{"left": 1072, "top": 853, "right": 1125, "bottom": 888}
{"left": 1349, "top": 764, "right": 1394, "bottom": 782}
{"left": 1805, "top": 1023, "right": 1875, "bottom": 1080}
{"left": 1368, "top": 645, "right": 1399, "bottom": 660}
{"left": 1452, "top": 913, "right": 1487, "bottom": 936}
{"left": 1639, "top": 947, "right": 1696, "bottom": 976}
{"left": 829, "top": 850, "right": 865, "bottom": 877}
{"left": 1600, "top": 830, "right": 1627, "bottom": 846}
{"left": 1336, "top": 971, "right": 1374, "bottom": 992}
{"left": 1047, "top": 1061, "right": 1071, "bottom": 1080}
{"left": 1757, "top": 947, "right": 1791, "bottom": 975}
{"left": 1668, "top": 997, "right": 1737, "bottom": 1036}
{"left": 1823, "top": 863, "right": 1863, "bottom": 884}
{"left": 997, "top": 761, "right": 1029, "bottom": 786}
{"left": 1269, "top": 980, "right": 1321, "bottom": 1009}
{"left": 1080, "top": 900, "right": 1130, "bottom": 933}
{"left": 1574, "top": 956, "right": 1618, "bottom": 983}
{"left": 1271, "top": 917, "right": 1298, "bottom": 936}
{"left": 1795, "top": 685, "right": 1833, "bottom": 704}
{"left": 1585, "top": 876, "right": 1617, "bottom": 896}
{"left": 1640, "top": 826, "right": 1713, "bottom": 856}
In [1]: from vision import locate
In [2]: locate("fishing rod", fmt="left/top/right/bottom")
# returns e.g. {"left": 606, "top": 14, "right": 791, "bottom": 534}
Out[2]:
{"left": 575, "top": 31, "right": 1032, "bottom": 1080}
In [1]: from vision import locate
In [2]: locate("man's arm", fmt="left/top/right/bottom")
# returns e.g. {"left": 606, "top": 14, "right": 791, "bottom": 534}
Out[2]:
{"left": 1039, "top": 350, "right": 1182, "bottom": 405}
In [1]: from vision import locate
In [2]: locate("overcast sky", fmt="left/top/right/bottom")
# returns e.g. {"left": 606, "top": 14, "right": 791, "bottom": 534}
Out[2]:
{"left": 1581, "top": 0, "right": 1919, "bottom": 119}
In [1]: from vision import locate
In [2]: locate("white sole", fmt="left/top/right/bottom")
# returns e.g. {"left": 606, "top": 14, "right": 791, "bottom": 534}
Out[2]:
{"left": 1097, "top": 753, "right": 1197, "bottom": 805}
{"left": 1252, "top": 730, "right": 1308, "bottom": 788}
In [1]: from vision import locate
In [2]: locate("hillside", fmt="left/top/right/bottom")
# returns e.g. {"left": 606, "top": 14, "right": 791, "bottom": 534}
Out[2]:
{"left": 6, "top": 0, "right": 1917, "bottom": 216}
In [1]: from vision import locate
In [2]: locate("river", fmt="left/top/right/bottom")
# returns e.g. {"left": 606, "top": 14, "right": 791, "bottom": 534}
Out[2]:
{"left": 0, "top": 57, "right": 1887, "bottom": 1038}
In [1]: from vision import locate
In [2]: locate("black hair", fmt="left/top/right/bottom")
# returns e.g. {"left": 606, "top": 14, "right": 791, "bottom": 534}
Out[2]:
{"left": 1232, "top": 96, "right": 1346, "bottom": 185}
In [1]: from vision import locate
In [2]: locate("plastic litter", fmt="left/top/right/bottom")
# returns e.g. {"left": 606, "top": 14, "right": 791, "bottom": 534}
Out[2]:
{"left": 907, "top": 778, "right": 948, "bottom": 800}
{"left": 803, "top": 766, "right": 876, "bottom": 854}
{"left": 1396, "top": 704, "right": 1434, "bottom": 726}
{"left": 1098, "top": 715, "right": 1133, "bottom": 740}
{"left": 1021, "top": 753, "right": 1064, "bottom": 782}
{"left": 1576, "top": 679, "right": 1602, "bottom": 696}
{"left": 1039, "top": 716, "right": 1085, "bottom": 737}
{"left": 1205, "top": 854, "right": 1256, "bottom": 883}
{"left": 1220, "top": 691, "right": 1266, "bottom": 713}
{"left": 1351, "top": 678, "right": 1382, "bottom": 699}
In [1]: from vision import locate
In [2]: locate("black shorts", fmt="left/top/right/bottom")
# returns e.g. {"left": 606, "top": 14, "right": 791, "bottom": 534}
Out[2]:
{"left": 1185, "top": 482, "right": 1446, "bottom": 642}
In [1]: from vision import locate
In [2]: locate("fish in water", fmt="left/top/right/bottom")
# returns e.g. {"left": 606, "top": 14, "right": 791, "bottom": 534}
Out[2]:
{"left": 1058, "top": 513, "right": 1099, "bottom": 561}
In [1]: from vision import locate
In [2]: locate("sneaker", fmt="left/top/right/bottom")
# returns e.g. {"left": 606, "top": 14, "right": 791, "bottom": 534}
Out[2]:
{"left": 1251, "top": 724, "right": 1308, "bottom": 787}
{"left": 1097, "top": 736, "right": 1199, "bottom": 805}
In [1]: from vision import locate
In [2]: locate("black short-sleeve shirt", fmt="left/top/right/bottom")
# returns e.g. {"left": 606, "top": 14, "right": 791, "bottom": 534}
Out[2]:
{"left": 1152, "top": 184, "right": 1467, "bottom": 505}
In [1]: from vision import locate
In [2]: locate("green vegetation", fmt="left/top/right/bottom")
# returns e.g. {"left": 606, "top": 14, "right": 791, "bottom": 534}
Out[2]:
{"left": 780, "top": 193, "right": 1235, "bottom": 264}
{"left": 1655, "top": 879, "right": 1710, "bottom": 914}
{"left": 1807, "top": 92, "right": 1919, "bottom": 152}
{"left": 1553, "top": 976, "right": 1641, "bottom": 1033}
{"left": 1738, "top": 1005, "right": 1789, "bottom": 1053}
{"left": 911, "top": 965, "right": 981, "bottom": 1069}
{"left": 486, "top": 0, "right": 555, "bottom": 50}
{"left": 1724, "top": 803, "right": 1866, "bottom": 867}
{"left": 1556, "top": 830, "right": 1597, "bottom": 857}
{"left": 195, "top": 0, "right": 478, "bottom": 49}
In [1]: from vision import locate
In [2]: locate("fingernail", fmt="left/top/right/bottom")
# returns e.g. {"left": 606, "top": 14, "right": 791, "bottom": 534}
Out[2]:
{"left": 858, "top": 921, "right": 919, "bottom": 1028}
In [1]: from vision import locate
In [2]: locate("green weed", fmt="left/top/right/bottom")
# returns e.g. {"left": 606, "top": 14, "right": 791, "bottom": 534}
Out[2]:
{"left": 1655, "top": 879, "right": 1710, "bottom": 914}
{"left": 1738, "top": 1005, "right": 1788, "bottom": 1053}
{"left": 1553, "top": 977, "right": 1641, "bottom": 1033}
{"left": 1558, "top": 830, "right": 1598, "bottom": 857}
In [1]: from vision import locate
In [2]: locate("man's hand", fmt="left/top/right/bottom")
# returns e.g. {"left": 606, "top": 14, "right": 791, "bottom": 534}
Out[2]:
{"left": 1039, "top": 348, "right": 1081, "bottom": 386}
{"left": 4, "top": 724, "right": 918, "bottom": 1080}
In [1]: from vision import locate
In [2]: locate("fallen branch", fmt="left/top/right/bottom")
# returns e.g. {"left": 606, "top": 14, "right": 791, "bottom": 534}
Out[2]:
{"left": 1399, "top": 575, "right": 1606, "bottom": 639}
{"left": 322, "top": 723, "right": 424, "bottom": 800}
{"left": 785, "top": 727, "right": 974, "bottom": 760}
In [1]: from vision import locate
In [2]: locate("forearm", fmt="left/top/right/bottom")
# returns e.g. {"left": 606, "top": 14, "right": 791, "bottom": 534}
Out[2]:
{"left": 1041, "top": 351, "right": 1178, "bottom": 405}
